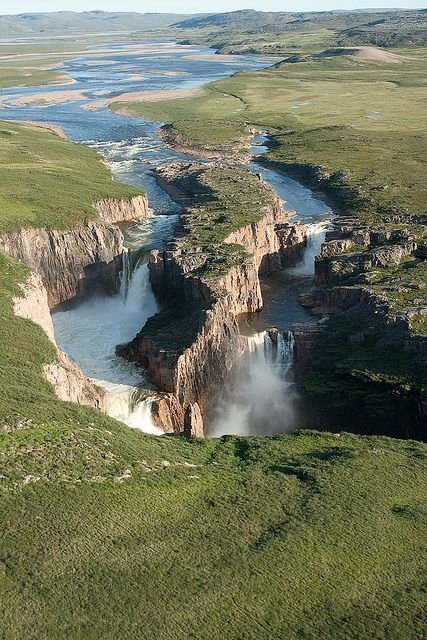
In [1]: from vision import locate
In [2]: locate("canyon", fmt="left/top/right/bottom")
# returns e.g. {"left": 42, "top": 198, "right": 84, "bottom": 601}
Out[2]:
{"left": 3, "top": 194, "right": 150, "bottom": 413}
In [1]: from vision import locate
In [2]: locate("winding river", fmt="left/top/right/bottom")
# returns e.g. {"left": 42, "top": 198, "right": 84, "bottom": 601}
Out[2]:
{"left": 1, "top": 40, "right": 332, "bottom": 435}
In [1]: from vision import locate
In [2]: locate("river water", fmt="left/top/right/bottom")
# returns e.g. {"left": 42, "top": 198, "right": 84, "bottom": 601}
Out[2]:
{"left": 1, "top": 40, "right": 332, "bottom": 435}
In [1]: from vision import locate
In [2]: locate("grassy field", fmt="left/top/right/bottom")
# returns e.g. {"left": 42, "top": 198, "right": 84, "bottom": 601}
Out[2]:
{"left": 2, "top": 417, "right": 427, "bottom": 639}
{"left": 0, "top": 121, "right": 142, "bottom": 233}
{"left": 0, "top": 67, "right": 70, "bottom": 89}
{"left": 1, "top": 181, "right": 425, "bottom": 637}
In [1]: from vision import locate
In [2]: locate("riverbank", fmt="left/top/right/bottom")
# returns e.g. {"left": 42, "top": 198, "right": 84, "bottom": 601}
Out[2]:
{"left": 111, "top": 46, "right": 426, "bottom": 435}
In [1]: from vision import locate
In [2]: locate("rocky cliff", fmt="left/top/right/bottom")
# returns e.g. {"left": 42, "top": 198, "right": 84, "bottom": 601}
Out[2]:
{"left": 4, "top": 195, "right": 149, "bottom": 411}
{"left": 94, "top": 195, "right": 149, "bottom": 224}
{"left": 118, "top": 164, "right": 306, "bottom": 434}
{"left": 13, "top": 271, "right": 106, "bottom": 410}
{"left": 0, "top": 222, "right": 123, "bottom": 309}
{"left": 294, "top": 217, "right": 427, "bottom": 438}
{"left": 0, "top": 196, "right": 149, "bottom": 309}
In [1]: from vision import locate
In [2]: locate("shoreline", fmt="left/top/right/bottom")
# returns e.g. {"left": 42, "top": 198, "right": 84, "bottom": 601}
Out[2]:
{"left": 5, "top": 119, "right": 68, "bottom": 139}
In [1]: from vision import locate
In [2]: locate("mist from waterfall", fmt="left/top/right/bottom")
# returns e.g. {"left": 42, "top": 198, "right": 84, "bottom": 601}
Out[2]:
{"left": 211, "top": 331, "right": 297, "bottom": 437}
{"left": 209, "top": 221, "right": 329, "bottom": 437}
{"left": 52, "top": 255, "right": 163, "bottom": 435}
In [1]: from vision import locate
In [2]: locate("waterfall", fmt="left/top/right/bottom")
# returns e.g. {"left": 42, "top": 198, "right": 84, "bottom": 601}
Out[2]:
{"left": 293, "top": 222, "right": 329, "bottom": 275}
{"left": 248, "top": 330, "right": 295, "bottom": 373}
{"left": 107, "top": 387, "right": 163, "bottom": 435}
{"left": 276, "top": 331, "right": 295, "bottom": 373}
{"left": 120, "top": 247, "right": 131, "bottom": 298}
{"left": 53, "top": 256, "right": 162, "bottom": 435}
{"left": 210, "top": 329, "right": 296, "bottom": 437}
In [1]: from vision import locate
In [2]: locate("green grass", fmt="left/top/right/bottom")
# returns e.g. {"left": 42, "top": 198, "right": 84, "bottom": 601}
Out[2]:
{"left": 0, "top": 121, "right": 142, "bottom": 233}
{"left": 116, "top": 50, "right": 427, "bottom": 224}
{"left": 2, "top": 243, "right": 426, "bottom": 638}
{"left": 0, "top": 67, "right": 69, "bottom": 89}
{"left": 1, "top": 425, "right": 427, "bottom": 639}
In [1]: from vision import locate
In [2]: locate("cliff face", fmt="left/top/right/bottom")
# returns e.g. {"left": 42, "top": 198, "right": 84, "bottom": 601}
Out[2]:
{"left": 13, "top": 271, "right": 106, "bottom": 411}
{"left": 119, "top": 166, "right": 307, "bottom": 434}
{"left": 5, "top": 195, "right": 149, "bottom": 411}
{"left": 0, "top": 222, "right": 123, "bottom": 309}
{"left": 294, "top": 218, "right": 427, "bottom": 439}
{"left": 223, "top": 196, "right": 288, "bottom": 275}
{"left": 94, "top": 195, "right": 149, "bottom": 224}
{"left": 0, "top": 196, "right": 150, "bottom": 309}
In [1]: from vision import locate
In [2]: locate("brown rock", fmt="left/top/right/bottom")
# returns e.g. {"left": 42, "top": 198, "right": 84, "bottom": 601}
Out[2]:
{"left": 183, "top": 403, "right": 204, "bottom": 438}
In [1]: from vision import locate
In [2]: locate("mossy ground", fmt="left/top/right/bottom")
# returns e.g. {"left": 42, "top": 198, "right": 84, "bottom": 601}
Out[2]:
{"left": 0, "top": 121, "right": 142, "bottom": 233}
{"left": 2, "top": 426, "right": 427, "bottom": 640}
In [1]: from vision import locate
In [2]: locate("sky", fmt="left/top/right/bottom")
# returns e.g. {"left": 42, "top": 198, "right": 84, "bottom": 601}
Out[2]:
{"left": 1, "top": 0, "right": 426, "bottom": 14}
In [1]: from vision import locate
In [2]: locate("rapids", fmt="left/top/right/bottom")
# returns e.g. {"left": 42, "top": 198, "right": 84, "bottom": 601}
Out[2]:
{"left": 1, "top": 41, "right": 333, "bottom": 434}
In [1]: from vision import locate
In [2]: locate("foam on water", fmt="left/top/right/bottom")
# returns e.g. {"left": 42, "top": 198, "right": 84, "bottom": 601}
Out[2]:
{"left": 53, "top": 262, "right": 162, "bottom": 434}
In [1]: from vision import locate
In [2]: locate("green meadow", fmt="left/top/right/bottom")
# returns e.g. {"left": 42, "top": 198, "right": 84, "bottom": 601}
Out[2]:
{"left": 115, "top": 48, "right": 427, "bottom": 222}
{"left": 0, "top": 131, "right": 425, "bottom": 637}
{"left": 0, "top": 121, "right": 141, "bottom": 233}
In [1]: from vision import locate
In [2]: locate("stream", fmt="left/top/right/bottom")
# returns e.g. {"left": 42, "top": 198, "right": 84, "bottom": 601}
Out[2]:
{"left": 1, "top": 40, "right": 332, "bottom": 435}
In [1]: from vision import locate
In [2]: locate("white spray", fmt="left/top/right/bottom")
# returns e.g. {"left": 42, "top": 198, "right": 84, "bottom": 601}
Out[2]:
{"left": 211, "top": 330, "right": 296, "bottom": 437}
{"left": 292, "top": 222, "right": 329, "bottom": 275}
{"left": 53, "top": 258, "right": 163, "bottom": 435}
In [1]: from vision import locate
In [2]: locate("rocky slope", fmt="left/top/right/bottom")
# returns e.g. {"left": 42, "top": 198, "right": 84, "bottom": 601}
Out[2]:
{"left": 118, "top": 164, "right": 307, "bottom": 434}
{"left": 0, "top": 195, "right": 149, "bottom": 309}
{"left": 4, "top": 195, "right": 149, "bottom": 411}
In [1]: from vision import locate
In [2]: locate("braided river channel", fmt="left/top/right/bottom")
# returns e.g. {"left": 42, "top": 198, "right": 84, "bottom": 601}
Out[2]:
{"left": 1, "top": 40, "right": 333, "bottom": 435}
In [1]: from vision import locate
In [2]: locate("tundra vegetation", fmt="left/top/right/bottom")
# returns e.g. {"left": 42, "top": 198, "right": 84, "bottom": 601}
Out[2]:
{"left": 1, "top": 132, "right": 425, "bottom": 638}
{"left": 0, "top": 12, "right": 427, "bottom": 639}
{"left": 115, "top": 37, "right": 427, "bottom": 421}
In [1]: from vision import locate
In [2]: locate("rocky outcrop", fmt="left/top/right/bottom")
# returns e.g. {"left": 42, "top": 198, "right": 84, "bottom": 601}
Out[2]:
{"left": 0, "top": 222, "right": 124, "bottom": 309}
{"left": 43, "top": 354, "right": 105, "bottom": 410}
{"left": 158, "top": 124, "right": 255, "bottom": 164}
{"left": 183, "top": 403, "right": 204, "bottom": 438}
{"left": 94, "top": 195, "right": 149, "bottom": 224}
{"left": 276, "top": 222, "right": 307, "bottom": 266}
{"left": 13, "top": 271, "right": 106, "bottom": 411}
{"left": 315, "top": 240, "right": 416, "bottom": 285}
{"left": 118, "top": 165, "right": 307, "bottom": 434}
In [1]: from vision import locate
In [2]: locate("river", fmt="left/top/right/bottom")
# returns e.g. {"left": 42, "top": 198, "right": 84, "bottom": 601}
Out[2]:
{"left": 0, "top": 40, "right": 332, "bottom": 435}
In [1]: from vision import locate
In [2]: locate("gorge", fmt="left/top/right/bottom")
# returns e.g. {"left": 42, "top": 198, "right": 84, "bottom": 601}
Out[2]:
{"left": 1, "top": 39, "right": 424, "bottom": 442}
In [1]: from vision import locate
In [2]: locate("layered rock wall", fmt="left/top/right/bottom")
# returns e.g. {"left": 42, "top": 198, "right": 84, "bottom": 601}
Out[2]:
{"left": 0, "top": 196, "right": 149, "bottom": 308}
{"left": 13, "top": 271, "right": 106, "bottom": 411}
{"left": 0, "top": 222, "right": 123, "bottom": 308}
{"left": 120, "top": 184, "right": 307, "bottom": 433}
{"left": 94, "top": 195, "right": 149, "bottom": 224}
{"left": 4, "top": 194, "right": 148, "bottom": 410}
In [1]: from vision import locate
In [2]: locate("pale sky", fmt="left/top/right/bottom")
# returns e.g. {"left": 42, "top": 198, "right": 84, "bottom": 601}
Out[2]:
{"left": 1, "top": 1, "right": 426, "bottom": 15}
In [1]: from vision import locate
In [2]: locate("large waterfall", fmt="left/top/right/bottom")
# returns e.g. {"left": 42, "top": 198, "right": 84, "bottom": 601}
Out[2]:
{"left": 52, "top": 257, "right": 163, "bottom": 435}
{"left": 209, "top": 221, "right": 328, "bottom": 437}
{"left": 211, "top": 330, "right": 296, "bottom": 437}
{"left": 293, "top": 222, "right": 329, "bottom": 275}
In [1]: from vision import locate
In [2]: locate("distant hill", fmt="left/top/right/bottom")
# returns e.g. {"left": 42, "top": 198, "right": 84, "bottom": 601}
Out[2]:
{"left": 174, "top": 8, "right": 427, "bottom": 35}
{"left": 0, "top": 11, "right": 196, "bottom": 37}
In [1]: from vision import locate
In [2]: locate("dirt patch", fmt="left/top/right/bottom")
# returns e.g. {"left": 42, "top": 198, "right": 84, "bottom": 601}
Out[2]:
{"left": 8, "top": 89, "right": 85, "bottom": 106}
{"left": 81, "top": 86, "right": 206, "bottom": 111}
{"left": 8, "top": 120, "right": 68, "bottom": 139}
{"left": 320, "top": 46, "right": 404, "bottom": 64}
